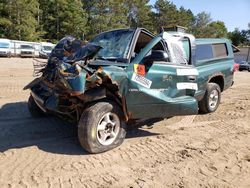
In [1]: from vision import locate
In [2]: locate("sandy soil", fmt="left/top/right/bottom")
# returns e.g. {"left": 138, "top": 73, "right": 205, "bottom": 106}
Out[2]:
{"left": 0, "top": 58, "right": 249, "bottom": 188}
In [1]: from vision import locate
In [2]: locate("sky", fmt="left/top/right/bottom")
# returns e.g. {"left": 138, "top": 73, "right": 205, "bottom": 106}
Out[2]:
{"left": 149, "top": 0, "right": 250, "bottom": 31}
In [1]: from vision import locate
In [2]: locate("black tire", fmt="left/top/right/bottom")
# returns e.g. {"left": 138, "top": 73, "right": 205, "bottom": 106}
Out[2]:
{"left": 28, "top": 95, "right": 45, "bottom": 117}
{"left": 78, "top": 101, "right": 126, "bottom": 154}
{"left": 199, "top": 83, "right": 221, "bottom": 114}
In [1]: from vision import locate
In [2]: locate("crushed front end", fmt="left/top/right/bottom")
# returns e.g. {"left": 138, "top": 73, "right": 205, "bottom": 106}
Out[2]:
{"left": 24, "top": 36, "right": 124, "bottom": 123}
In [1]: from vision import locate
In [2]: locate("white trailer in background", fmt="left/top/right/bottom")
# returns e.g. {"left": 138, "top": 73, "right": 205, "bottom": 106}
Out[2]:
{"left": 0, "top": 39, "right": 55, "bottom": 58}
{"left": 11, "top": 40, "right": 40, "bottom": 57}
{"left": 0, "top": 38, "right": 12, "bottom": 57}
{"left": 39, "top": 42, "right": 55, "bottom": 58}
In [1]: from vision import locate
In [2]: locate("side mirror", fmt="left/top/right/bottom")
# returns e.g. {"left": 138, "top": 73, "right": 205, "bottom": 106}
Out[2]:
{"left": 143, "top": 50, "right": 169, "bottom": 64}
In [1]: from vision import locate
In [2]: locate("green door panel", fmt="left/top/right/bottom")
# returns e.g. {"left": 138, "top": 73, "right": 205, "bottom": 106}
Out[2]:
{"left": 125, "top": 34, "right": 199, "bottom": 119}
{"left": 126, "top": 63, "right": 198, "bottom": 119}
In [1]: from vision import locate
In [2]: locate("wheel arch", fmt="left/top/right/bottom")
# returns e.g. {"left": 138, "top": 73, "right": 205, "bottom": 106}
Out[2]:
{"left": 83, "top": 86, "right": 128, "bottom": 122}
{"left": 208, "top": 74, "right": 225, "bottom": 92}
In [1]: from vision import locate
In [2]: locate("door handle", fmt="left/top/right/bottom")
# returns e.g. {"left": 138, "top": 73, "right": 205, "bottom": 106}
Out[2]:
{"left": 187, "top": 76, "right": 196, "bottom": 81}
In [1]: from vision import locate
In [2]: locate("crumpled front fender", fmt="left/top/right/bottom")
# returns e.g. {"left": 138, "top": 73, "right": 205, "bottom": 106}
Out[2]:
{"left": 98, "top": 66, "right": 128, "bottom": 97}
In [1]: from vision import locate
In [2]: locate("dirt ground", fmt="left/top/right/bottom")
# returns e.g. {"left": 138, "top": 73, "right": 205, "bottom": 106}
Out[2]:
{"left": 0, "top": 58, "right": 249, "bottom": 188}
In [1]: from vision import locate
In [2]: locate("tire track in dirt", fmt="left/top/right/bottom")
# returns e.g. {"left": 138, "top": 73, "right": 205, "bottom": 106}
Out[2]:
{"left": 0, "top": 116, "right": 249, "bottom": 188}
{"left": 0, "top": 107, "right": 205, "bottom": 186}
{"left": 0, "top": 134, "right": 189, "bottom": 187}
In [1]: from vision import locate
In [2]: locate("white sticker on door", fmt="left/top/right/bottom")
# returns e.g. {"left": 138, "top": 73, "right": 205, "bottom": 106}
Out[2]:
{"left": 177, "top": 82, "right": 198, "bottom": 90}
{"left": 176, "top": 68, "right": 198, "bottom": 76}
{"left": 131, "top": 73, "right": 152, "bottom": 89}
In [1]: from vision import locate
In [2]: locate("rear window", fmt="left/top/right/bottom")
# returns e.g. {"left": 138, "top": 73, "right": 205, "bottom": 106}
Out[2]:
{"left": 196, "top": 43, "right": 228, "bottom": 61}
{"left": 213, "top": 43, "right": 228, "bottom": 58}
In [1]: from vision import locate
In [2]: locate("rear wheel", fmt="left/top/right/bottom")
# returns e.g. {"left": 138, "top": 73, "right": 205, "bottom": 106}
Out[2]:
{"left": 199, "top": 83, "right": 221, "bottom": 113}
{"left": 78, "top": 101, "right": 126, "bottom": 153}
{"left": 28, "top": 95, "right": 45, "bottom": 117}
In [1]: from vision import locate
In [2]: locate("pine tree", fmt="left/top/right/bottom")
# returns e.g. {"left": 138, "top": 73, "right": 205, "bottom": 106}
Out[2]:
{"left": 154, "top": 0, "right": 179, "bottom": 30}
{"left": 207, "top": 21, "right": 228, "bottom": 38}
{"left": 126, "top": 0, "right": 154, "bottom": 32}
{"left": 0, "top": 0, "right": 12, "bottom": 37}
{"left": 192, "top": 11, "right": 212, "bottom": 37}
{"left": 84, "top": 0, "right": 129, "bottom": 39}
{"left": 1, "top": 0, "right": 40, "bottom": 41}
{"left": 177, "top": 7, "right": 195, "bottom": 31}
{"left": 41, "top": 0, "right": 88, "bottom": 41}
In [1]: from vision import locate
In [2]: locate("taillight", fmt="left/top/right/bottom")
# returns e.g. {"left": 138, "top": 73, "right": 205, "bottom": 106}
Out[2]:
{"left": 233, "top": 63, "right": 239, "bottom": 73}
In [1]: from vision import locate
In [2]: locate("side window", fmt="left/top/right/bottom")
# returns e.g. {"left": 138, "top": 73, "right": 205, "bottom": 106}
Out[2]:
{"left": 196, "top": 43, "right": 228, "bottom": 61}
{"left": 196, "top": 44, "right": 213, "bottom": 61}
{"left": 134, "top": 32, "right": 153, "bottom": 54}
{"left": 133, "top": 32, "right": 165, "bottom": 55}
{"left": 152, "top": 41, "right": 165, "bottom": 51}
{"left": 213, "top": 43, "right": 228, "bottom": 58}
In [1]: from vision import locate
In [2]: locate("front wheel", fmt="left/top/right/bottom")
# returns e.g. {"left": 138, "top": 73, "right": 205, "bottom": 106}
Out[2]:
{"left": 199, "top": 83, "right": 221, "bottom": 113}
{"left": 78, "top": 101, "right": 126, "bottom": 154}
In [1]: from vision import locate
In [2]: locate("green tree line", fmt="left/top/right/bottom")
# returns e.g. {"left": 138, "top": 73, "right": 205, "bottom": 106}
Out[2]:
{"left": 0, "top": 0, "right": 249, "bottom": 46}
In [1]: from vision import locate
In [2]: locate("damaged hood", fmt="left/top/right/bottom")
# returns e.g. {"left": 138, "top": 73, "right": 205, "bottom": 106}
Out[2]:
{"left": 48, "top": 36, "right": 102, "bottom": 64}
{"left": 40, "top": 36, "right": 127, "bottom": 96}
{"left": 64, "top": 44, "right": 102, "bottom": 63}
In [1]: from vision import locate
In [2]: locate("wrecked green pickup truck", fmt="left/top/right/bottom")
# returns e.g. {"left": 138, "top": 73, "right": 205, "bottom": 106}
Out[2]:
{"left": 24, "top": 28, "right": 235, "bottom": 153}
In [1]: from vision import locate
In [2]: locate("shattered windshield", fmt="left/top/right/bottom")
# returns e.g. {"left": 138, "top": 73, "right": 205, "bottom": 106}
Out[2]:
{"left": 90, "top": 29, "right": 134, "bottom": 62}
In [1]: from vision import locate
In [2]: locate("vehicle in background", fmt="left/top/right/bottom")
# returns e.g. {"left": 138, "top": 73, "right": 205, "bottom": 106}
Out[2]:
{"left": 20, "top": 44, "right": 35, "bottom": 57}
{"left": 0, "top": 38, "right": 11, "bottom": 57}
{"left": 0, "top": 39, "right": 53, "bottom": 58}
{"left": 238, "top": 61, "right": 250, "bottom": 71}
{"left": 39, "top": 42, "right": 55, "bottom": 59}
{"left": 238, "top": 47, "right": 250, "bottom": 72}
